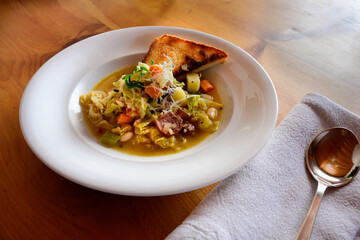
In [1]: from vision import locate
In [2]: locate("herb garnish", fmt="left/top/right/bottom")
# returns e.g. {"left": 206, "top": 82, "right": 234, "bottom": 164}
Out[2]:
{"left": 122, "top": 66, "right": 150, "bottom": 88}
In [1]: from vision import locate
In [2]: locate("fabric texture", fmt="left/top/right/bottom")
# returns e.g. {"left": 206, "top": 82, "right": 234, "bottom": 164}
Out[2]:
{"left": 166, "top": 93, "right": 360, "bottom": 240}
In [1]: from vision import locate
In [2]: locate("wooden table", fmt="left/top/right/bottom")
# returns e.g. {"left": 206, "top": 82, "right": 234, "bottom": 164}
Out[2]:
{"left": 1, "top": 0, "right": 359, "bottom": 239}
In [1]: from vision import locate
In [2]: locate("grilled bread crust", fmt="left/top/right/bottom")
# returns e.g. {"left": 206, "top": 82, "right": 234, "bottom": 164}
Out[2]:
{"left": 142, "top": 34, "right": 228, "bottom": 79}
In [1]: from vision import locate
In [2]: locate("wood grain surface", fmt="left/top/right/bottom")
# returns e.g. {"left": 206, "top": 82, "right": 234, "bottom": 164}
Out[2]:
{"left": 1, "top": 0, "right": 359, "bottom": 239}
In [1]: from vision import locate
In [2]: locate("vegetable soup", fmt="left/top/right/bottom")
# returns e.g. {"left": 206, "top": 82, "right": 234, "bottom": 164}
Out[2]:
{"left": 80, "top": 61, "right": 223, "bottom": 156}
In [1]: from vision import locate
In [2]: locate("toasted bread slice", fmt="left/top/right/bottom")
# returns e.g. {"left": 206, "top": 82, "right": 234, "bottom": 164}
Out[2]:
{"left": 142, "top": 34, "right": 228, "bottom": 79}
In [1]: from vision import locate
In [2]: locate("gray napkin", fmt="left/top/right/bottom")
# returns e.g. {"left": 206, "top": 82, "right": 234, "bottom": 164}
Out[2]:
{"left": 166, "top": 93, "right": 360, "bottom": 240}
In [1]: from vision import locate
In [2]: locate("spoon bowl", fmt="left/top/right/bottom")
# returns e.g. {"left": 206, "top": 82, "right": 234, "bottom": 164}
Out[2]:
{"left": 307, "top": 127, "right": 360, "bottom": 186}
{"left": 295, "top": 127, "right": 360, "bottom": 240}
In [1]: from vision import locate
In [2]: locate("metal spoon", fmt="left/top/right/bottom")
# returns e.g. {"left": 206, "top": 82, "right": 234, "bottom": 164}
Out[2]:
{"left": 295, "top": 127, "right": 360, "bottom": 240}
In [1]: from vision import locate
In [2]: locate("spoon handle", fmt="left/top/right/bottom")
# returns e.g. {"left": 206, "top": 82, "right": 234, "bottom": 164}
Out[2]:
{"left": 295, "top": 182, "right": 327, "bottom": 240}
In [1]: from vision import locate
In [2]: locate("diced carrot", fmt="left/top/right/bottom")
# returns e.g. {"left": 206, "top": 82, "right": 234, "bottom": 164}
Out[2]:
{"left": 200, "top": 80, "right": 215, "bottom": 93}
{"left": 145, "top": 84, "right": 162, "bottom": 99}
{"left": 117, "top": 113, "right": 133, "bottom": 125}
{"left": 149, "top": 65, "right": 163, "bottom": 74}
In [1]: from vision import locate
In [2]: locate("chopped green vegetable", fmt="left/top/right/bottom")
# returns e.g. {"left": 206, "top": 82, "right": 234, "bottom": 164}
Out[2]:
{"left": 149, "top": 99, "right": 157, "bottom": 108}
{"left": 139, "top": 66, "right": 150, "bottom": 73}
{"left": 187, "top": 95, "right": 199, "bottom": 111}
{"left": 151, "top": 60, "right": 155, "bottom": 65}
{"left": 103, "top": 103, "right": 121, "bottom": 117}
{"left": 134, "top": 120, "right": 152, "bottom": 135}
{"left": 122, "top": 65, "right": 150, "bottom": 89}
{"left": 101, "top": 131, "right": 120, "bottom": 146}
{"left": 123, "top": 74, "right": 143, "bottom": 89}
{"left": 149, "top": 128, "right": 176, "bottom": 149}
{"left": 122, "top": 88, "right": 148, "bottom": 118}
{"left": 198, "top": 98, "right": 207, "bottom": 111}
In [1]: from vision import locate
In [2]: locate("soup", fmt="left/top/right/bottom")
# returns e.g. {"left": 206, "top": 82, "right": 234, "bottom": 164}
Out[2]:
{"left": 80, "top": 61, "right": 223, "bottom": 156}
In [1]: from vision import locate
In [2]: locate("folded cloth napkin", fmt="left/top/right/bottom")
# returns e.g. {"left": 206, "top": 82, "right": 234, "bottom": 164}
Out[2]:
{"left": 166, "top": 93, "right": 360, "bottom": 240}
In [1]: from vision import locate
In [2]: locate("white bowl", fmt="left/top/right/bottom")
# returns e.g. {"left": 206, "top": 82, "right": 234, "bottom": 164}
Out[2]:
{"left": 20, "top": 26, "right": 278, "bottom": 196}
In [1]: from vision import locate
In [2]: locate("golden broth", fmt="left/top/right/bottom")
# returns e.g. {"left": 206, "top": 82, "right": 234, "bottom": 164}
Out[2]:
{"left": 85, "top": 66, "right": 223, "bottom": 156}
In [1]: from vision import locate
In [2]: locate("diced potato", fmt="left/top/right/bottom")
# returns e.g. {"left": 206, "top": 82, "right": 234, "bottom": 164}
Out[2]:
{"left": 186, "top": 73, "right": 200, "bottom": 93}
{"left": 172, "top": 87, "right": 187, "bottom": 101}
